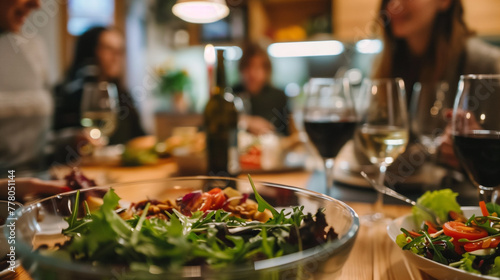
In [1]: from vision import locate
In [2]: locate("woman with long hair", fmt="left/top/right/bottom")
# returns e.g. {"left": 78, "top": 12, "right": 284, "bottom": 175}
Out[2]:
{"left": 374, "top": 0, "right": 500, "bottom": 100}
{"left": 54, "top": 26, "right": 144, "bottom": 145}
{"left": 372, "top": 0, "right": 500, "bottom": 171}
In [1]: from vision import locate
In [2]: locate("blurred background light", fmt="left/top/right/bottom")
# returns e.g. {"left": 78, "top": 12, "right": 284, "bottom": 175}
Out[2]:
{"left": 172, "top": 0, "right": 229, "bottom": 24}
{"left": 355, "top": 39, "right": 383, "bottom": 54}
{"left": 267, "top": 40, "right": 344, "bottom": 58}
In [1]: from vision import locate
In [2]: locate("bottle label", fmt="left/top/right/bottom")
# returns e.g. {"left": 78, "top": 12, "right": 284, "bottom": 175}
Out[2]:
{"left": 227, "top": 129, "right": 240, "bottom": 175}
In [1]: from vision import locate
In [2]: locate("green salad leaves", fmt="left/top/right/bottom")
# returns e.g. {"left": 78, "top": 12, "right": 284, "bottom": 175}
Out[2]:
{"left": 52, "top": 181, "right": 337, "bottom": 273}
{"left": 412, "top": 189, "right": 461, "bottom": 226}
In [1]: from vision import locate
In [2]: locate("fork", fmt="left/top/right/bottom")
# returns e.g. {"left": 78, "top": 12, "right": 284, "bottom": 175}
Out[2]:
{"left": 360, "top": 171, "right": 444, "bottom": 226}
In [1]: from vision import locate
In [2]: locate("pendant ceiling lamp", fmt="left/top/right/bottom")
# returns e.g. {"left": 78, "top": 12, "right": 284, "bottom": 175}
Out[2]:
{"left": 172, "top": 0, "right": 230, "bottom": 24}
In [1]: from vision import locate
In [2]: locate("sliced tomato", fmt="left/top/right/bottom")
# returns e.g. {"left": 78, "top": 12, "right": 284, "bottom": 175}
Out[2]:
{"left": 208, "top": 188, "right": 223, "bottom": 195}
{"left": 198, "top": 194, "right": 214, "bottom": 212}
{"left": 443, "top": 221, "right": 488, "bottom": 255}
{"left": 197, "top": 188, "right": 227, "bottom": 212}
{"left": 464, "top": 237, "right": 500, "bottom": 252}
{"left": 443, "top": 222, "right": 489, "bottom": 240}
{"left": 424, "top": 221, "right": 438, "bottom": 234}
{"left": 208, "top": 188, "right": 227, "bottom": 210}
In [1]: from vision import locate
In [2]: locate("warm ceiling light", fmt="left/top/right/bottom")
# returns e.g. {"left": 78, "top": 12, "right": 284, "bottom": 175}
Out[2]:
{"left": 172, "top": 0, "right": 230, "bottom": 24}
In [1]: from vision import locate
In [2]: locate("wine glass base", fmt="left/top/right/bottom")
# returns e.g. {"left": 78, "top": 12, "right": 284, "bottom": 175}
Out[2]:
{"left": 360, "top": 212, "right": 391, "bottom": 224}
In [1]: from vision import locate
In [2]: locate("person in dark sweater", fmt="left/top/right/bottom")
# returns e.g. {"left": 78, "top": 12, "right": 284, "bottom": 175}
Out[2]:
{"left": 54, "top": 26, "right": 145, "bottom": 145}
{"left": 234, "top": 44, "right": 292, "bottom": 136}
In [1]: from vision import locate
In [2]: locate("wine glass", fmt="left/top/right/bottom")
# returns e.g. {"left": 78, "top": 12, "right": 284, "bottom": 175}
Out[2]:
{"left": 303, "top": 78, "right": 357, "bottom": 192}
{"left": 410, "top": 81, "right": 453, "bottom": 156}
{"left": 452, "top": 74, "right": 500, "bottom": 203}
{"left": 80, "top": 81, "right": 118, "bottom": 148}
{"left": 355, "top": 78, "right": 409, "bottom": 221}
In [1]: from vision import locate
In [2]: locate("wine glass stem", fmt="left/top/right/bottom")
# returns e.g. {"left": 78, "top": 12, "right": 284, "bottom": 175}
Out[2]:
{"left": 323, "top": 158, "right": 335, "bottom": 190}
{"left": 375, "top": 163, "right": 387, "bottom": 213}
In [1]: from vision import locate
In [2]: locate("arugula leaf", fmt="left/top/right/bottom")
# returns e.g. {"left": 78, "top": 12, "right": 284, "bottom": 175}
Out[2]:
{"left": 260, "top": 228, "right": 274, "bottom": 258}
{"left": 247, "top": 174, "right": 279, "bottom": 217}
{"left": 486, "top": 203, "right": 500, "bottom": 216}
{"left": 131, "top": 203, "right": 150, "bottom": 245}
{"left": 67, "top": 190, "right": 80, "bottom": 228}
{"left": 472, "top": 216, "right": 499, "bottom": 235}
{"left": 421, "top": 227, "right": 447, "bottom": 265}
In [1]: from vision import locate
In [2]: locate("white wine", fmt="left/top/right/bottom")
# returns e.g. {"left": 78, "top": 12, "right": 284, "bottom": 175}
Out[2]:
{"left": 81, "top": 111, "right": 117, "bottom": 138}
{"left": 358, "top": 125, "right": 408, "bottom": 165}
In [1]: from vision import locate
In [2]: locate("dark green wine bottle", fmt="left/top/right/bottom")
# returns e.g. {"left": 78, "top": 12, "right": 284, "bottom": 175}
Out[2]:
{"left": 204, "top": 49, "right": 240, "bottom": 177}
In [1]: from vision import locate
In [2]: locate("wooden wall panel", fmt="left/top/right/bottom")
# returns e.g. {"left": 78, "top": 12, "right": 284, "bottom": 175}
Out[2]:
{"left": 463, "top": 0, "right": 500, "bottom": 35}
{"left": 333, "top": 0, "right": 500, "bottom": 42}
{"left": 333, "top": 0, "right": 379, "bottom": 41}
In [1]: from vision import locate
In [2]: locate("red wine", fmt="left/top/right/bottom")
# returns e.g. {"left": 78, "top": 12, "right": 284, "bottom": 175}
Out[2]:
{"left": 454, "top": 132, "right": 500, "bottom": 187}
{"left": 304, "top": 121, "right": 357, "bottom": 158}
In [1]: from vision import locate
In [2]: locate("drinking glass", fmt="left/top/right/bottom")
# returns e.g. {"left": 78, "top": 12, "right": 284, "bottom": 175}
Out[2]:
{"left": 80, "top": 81, "right": 118, "bottom": 147}
{"left": 452, "top": 74, "right": 500, "bottom": 203}
{"left": 410, "top": 81, "right": 453, "bottom": 156}
{"left": 355, "top": 78, "right": 409, "bottom": 221}
{"left": 303, "top": 78, "right": 357, "bottom": 191}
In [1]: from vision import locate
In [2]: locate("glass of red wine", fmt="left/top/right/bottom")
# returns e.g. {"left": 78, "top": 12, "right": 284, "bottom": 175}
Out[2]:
{"left": 452, "top": 74, "right": 500, "bottom": 203}
{"left": 303, "top": 78, "right": 357, "bottom": 191}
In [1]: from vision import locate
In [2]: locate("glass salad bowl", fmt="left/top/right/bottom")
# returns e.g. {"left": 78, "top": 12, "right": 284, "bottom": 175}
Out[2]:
{"left": 9, "top": 176, "right": 359, "bottom": 279}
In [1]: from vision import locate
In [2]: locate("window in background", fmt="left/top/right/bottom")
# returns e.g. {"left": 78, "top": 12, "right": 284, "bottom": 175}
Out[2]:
{"left": 201, "top": 7, "right": 246, "bottom": 43}
{"left": 67, "top": 0, "right": 115, "bottom": 36}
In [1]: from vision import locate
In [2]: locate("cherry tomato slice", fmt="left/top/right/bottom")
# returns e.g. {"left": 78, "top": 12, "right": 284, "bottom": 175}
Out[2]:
{"left": 197, "top": 188, "right": 227, "bottom": 212}
{"left": 211, "top": 191, "right": 227, "bottom": 210}
{"left": 464, "top": 237, "right": 500, "bottom": 252}
{"left": 198, "top": 194, "right": 213, "bottom": 212}
{"left": 443, "top": 221, "right": 488, "bottom": 255}
{"left": 443, "top": 221, "right": 489, "bottom": 240}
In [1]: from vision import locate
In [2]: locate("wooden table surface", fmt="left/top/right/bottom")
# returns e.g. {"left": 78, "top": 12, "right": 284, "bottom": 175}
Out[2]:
{"left": 5, "top": 161, "right": 434, "bottom": 280}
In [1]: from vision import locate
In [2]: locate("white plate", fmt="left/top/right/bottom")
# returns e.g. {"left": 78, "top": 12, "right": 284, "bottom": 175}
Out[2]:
{"left": 387, "top": 207, "right": 498, "bottom": 280}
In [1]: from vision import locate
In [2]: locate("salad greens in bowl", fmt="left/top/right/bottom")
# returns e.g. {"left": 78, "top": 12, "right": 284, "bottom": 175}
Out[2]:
{"left": 12, "top": 176, "right": 359, "bottom": 279}
{"left": 388, "top": 189, "right": 500, "bottom": 280}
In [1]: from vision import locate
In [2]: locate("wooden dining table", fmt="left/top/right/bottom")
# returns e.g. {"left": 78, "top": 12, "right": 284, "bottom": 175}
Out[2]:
{"left": 5, "top": 160, "right": 435, "bottom": 280}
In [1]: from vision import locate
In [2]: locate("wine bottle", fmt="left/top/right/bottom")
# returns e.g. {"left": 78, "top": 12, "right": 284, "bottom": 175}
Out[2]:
{"left": 204, "top": 49, "right": 240, "bottom": 177}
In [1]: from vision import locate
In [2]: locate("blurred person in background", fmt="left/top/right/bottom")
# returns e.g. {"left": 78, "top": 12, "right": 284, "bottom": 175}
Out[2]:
{"left": 234, "top": 44, "right": 292, "bottom": 136}
{"left": 54, "top": 26, "right": 145, "bottom": 146}
{"left": 370, "top": 0, "right": 500, "bottom": 172}
{"left": 0, "top": 0, "right": 68, "bottom": 198}
{"left": 375, "top": 0, "right": 500, "bottom": 101}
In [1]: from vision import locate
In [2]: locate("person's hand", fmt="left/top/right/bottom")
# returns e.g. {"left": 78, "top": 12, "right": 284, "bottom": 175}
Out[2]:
{"left": 2, "top": 178, "right": 71, "bottom": 203}
{"left": 242, "top": 115, "right": 275, "bottom": 135}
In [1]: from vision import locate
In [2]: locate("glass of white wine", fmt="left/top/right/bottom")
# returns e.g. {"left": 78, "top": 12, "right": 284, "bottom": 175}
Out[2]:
{"left": 355, "top": 78, "right": 409, "bottom": 222}
{"left": 80, "top": 81, "right": 118, "bottom": 150}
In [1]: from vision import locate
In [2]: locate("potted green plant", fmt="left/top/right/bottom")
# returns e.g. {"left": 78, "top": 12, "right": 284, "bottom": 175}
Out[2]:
{"left": 156, "top": 68, "right": 192, "bottom": 113}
